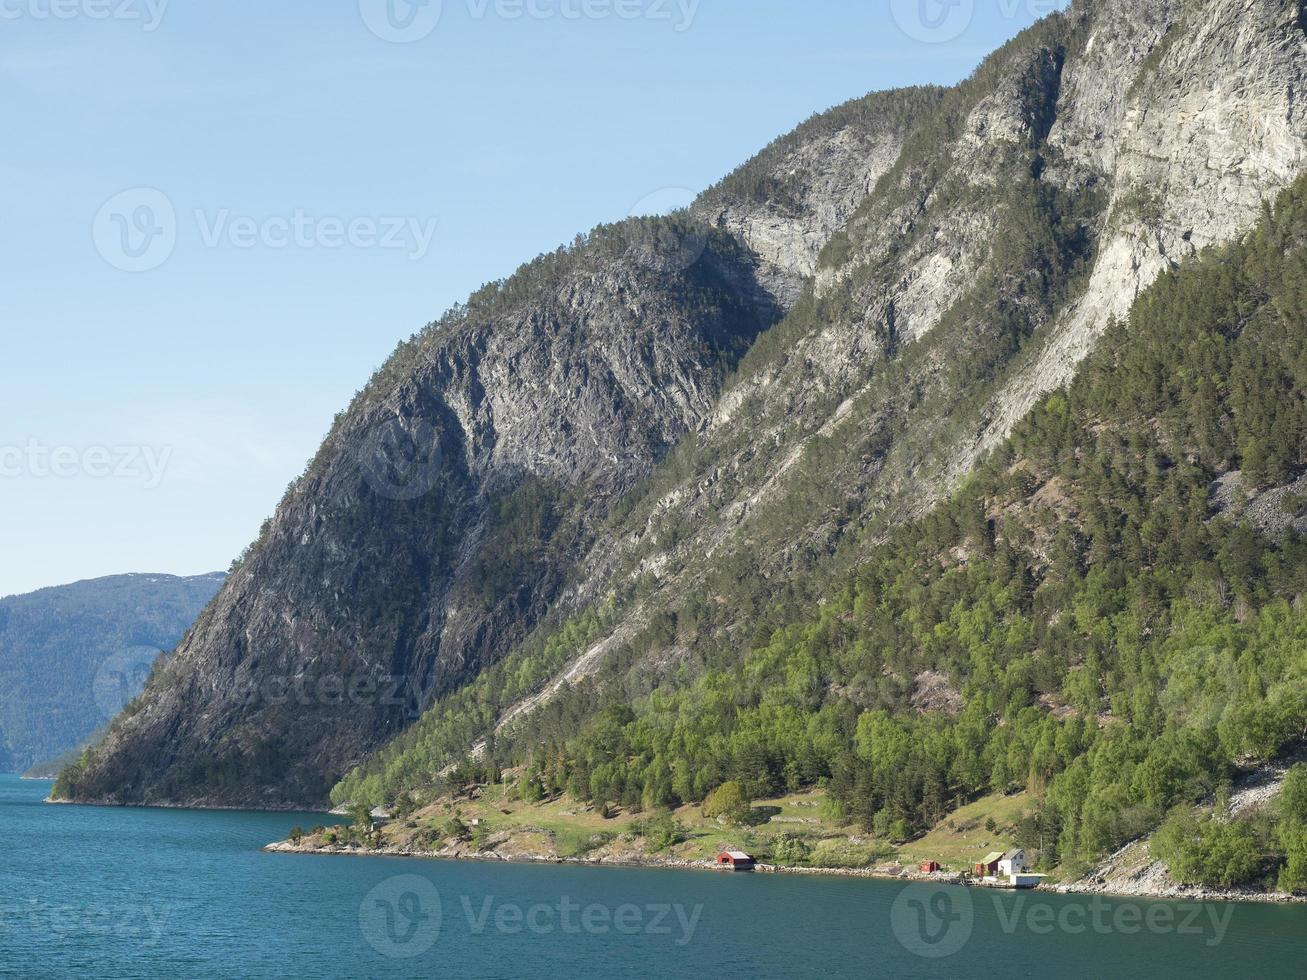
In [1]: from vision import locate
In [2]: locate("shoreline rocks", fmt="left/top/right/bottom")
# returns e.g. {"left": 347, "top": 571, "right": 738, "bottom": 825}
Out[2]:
{"left": 263, "top": 837, "right": 1307, "bottom": 904}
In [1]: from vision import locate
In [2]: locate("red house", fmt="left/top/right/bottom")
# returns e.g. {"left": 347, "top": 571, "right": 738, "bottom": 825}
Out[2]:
{"left": 716, "top": 850, "right": 756, "bottom": 871}
{"left": 919, "top": 860, "right": 941, "bottom": 874}
{"left": 974, "top": 851, "right": 1003, "bottom": 876}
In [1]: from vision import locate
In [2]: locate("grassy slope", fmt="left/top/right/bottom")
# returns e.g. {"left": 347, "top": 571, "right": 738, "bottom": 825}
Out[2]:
{"left": 292, "top": 783, "right": 1034, "bottom": 875}
{"left": 897, "top": 791, "right": 1034, "bottom": 870}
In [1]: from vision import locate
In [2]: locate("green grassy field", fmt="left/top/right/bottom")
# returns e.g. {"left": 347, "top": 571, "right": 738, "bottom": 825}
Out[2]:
{"left": 348, "top": 782, "right": 1032, "bottom": 872}
{"left": 896, "top": 791, "right": 1033, "bottom": 870}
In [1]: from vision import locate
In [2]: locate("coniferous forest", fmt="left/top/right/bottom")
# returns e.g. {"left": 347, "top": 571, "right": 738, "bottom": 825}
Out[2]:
{"left": 334, "top": 176, "right": 1307, "bottom": 889}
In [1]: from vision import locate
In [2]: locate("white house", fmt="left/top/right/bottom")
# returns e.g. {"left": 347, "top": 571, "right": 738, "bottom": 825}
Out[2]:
{"left": 997, "top": 848, "right": 1027, "bottom": 876}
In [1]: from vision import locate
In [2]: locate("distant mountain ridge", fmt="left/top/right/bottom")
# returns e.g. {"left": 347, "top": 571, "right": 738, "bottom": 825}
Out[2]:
{"left": 0, "top": 573, "right": 224, "bottom": 773}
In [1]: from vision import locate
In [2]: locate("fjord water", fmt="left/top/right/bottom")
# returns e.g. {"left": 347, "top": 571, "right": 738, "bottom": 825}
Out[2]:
{"left": 3, "top": 776, "right": 1305, "bottom": 979}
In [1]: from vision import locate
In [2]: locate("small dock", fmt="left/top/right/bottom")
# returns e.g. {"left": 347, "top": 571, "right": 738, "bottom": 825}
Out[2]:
{"left": 966, "top": 873, "right": 1048, "bottom": 890}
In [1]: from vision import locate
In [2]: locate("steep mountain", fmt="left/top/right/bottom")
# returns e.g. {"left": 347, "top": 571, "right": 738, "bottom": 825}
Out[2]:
{"left": 0, "top": 573, "right": 223, "bottom": 774}
{"left": 54, "top": 228, "right": 800, "bottom": 807}
{"left": 338, "top": 0, "right": 1307, "bottom": 796}
{"left": 347, "top": 162, "right": 1307, "bottom": 888}
{"left": 60, "top": 0, "right": 1307, "bottom": 809}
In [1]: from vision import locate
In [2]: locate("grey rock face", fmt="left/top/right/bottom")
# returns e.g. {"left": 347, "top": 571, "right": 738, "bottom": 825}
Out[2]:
{"left": 480, "top": 0, "right": 1307, "bottom": 740}
{"left": 982, "top": 0, "right": 1307, "bottom": 459}
{"left": 63, "top": 0, "right": 1307, "bottom": 807}
{"left": 694, "top": 88, "right": 944, "bottom": 307}
{"left": 1211, "top": 470, "right": 1307, "bottom": 539}
{"left": 64, "top": 228, "right": 785, "bottom": 807}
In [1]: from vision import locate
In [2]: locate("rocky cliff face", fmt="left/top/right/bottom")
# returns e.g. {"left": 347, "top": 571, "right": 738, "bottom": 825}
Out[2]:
{"left": 441, "top": 0, "right": 1307, "bottom": 770}
{"left": 980, "top": 0, "right": 1307, "bottom": 456}
{"left": 61, "top": 0, "right": 1307, "bottom": 808}
{"left": 693, "top": 86, "right": 946, "bottom": 306}
{"left": 566, "top": 0, "right": 1307, "bottom": 633}
{"left": 57, "top": 226, "right": 791, "bottom": 806}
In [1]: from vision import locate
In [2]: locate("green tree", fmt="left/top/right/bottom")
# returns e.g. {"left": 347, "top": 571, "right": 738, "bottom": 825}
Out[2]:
{"left": 1278, "top": 764, "right": 1307, "bottom": 826}
{"left": 702, "top": 781, "right": 751, "bottom": 824}
{"left": 771, "top": 833, "right": 813, "bottom": 864}
{"left": 1154, "top": 810, "right": 1260, "bottom": 887}
{"left": 351, "top": 802, "right": 373, "bottom": 831}
{"left": 1278, "top": 825, "right": 1307, "bottom": 893}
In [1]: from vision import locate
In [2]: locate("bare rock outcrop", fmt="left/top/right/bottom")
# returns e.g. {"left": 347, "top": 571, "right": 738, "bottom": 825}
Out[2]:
{"left": 60, "top": 0, "right": 1307, "bottom": 809}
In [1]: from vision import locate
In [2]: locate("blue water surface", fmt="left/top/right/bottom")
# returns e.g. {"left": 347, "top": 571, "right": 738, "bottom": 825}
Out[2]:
{"left": 2, "top": 775, "right": 1305, "bottom": 978}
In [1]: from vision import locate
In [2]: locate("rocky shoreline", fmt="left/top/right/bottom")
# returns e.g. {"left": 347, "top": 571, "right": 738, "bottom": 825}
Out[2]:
{"left": 264, "top": 838, "right": 1307, "bottom": 904}
{"left": 262, "top": 838, "right": 953, "bottom": 883}
{"left": 1053, "top": 880, "right": 1306, "bottom": 906}
{"left": 1050, "top": 838, "right": 1307, "bottom": 906}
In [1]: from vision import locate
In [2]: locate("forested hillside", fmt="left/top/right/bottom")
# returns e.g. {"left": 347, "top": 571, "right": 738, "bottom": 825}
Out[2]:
{"left": 59, "top": 0, "right": 1307, "bottom": 810}
{"left": 0, "top": 573, "right": 223, "bottom": 773}
{"left": 335, "top": 176, "right": 1307, "bottom": 883}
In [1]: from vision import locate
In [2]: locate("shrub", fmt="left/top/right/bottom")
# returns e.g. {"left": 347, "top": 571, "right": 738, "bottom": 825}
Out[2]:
{"left": 771, "top": 833, "right": 813, "bottom": 864}
{"left": 810, "top": 838, "right": 890, "bottom": 868}
{"left": 444, "top": 817, "right": 469, "bottom": 840}
{"left": 703, "top": 782, "right": 752, "bottom": 824}
{"left": 1153, "top": 810, "right": 1260, "bottom": 887}
{"left": 643, "top": 813, "right": 686, "bottom": 852}
{"left": 1277, "top": 825, "right": 1307, "bottom": 893}
{"left": 1278, "top": 765, "right": 1307, "bottom": 826}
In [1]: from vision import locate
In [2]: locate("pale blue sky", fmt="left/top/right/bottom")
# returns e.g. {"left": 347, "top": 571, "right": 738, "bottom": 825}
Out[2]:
{"left": 0, "top": 0, "right": 1066, "bottom": 598}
